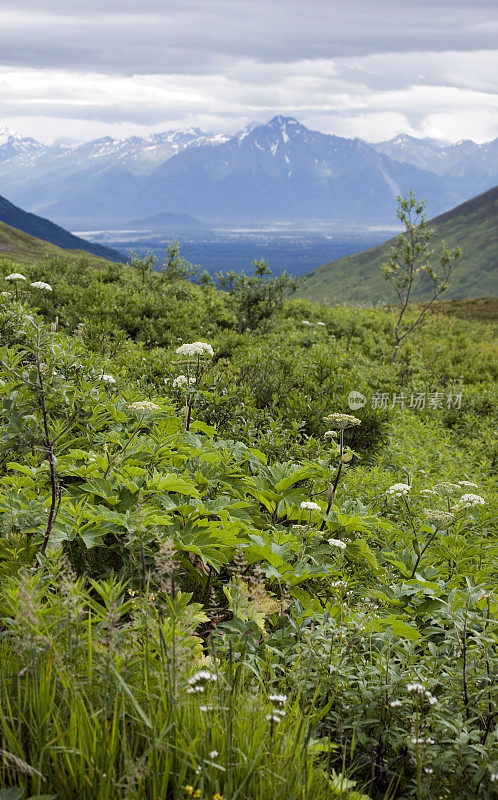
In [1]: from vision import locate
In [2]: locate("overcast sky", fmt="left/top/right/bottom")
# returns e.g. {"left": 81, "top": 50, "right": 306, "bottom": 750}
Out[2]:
{"left": 1, "top": 0, "right": 497, "bottom": 144}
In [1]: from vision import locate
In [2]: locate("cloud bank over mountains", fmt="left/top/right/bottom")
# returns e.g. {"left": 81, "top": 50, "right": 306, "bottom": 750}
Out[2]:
{"left": 0, "top": 0, "right": 497, "bottom": 143}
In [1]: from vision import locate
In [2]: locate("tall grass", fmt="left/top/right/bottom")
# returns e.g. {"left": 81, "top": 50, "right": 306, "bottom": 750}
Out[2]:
{"left": 0, "top": 566, "right": 347, "bottom": 800}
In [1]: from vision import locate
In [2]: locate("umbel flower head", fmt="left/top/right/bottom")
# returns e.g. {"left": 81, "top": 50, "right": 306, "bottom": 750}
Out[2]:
{"left": 386, "top": 483, "right": 411, "bottom": 497}
{"left": 323, "top": 413, "right": 361, "bottom": 430}
{"left": 328, "top": 537, "right": 347, "bottom": 550}
{"left": 300, "top": 501, "right": 321, "bottom": 511}
{"left": 424, "top": 509, "right": 455, "bottom": 528}
{"left": 30, "top": 281, "right": 52, "bottom": 291}
{"left": 128, "top": 400, "right": 161, "bottom": 414}
{"left": 324, "top": 430, "right": 338, "bottom": 438}
{"left": 433, "top": 482, "right": 461, "bottom": 496}
{"left": 99, "top": 374, "right": 116, "bottom": 384}
{"left": 455, "top": 493, "right": 485, "bottom": 509}
{"left": 5, "top": 273, "right": 26, "bottom": 281}
{"left": 173, "top": 374, "right": 196, "bottom": 388}
{"left": 176, "top": 341, "right": 214, "bottom": 358}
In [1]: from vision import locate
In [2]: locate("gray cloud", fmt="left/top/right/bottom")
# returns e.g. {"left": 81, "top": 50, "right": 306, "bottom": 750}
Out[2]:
{"left": 0, "top": 1, "right": 497, "bottom": 73}
{"left": 0, "top": 0, "right": 497, "bottom": 144}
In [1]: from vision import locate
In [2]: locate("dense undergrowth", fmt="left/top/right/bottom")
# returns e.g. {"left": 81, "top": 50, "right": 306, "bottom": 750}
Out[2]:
{"left": 0, "top": 254, "right": 497, "bottom": 800}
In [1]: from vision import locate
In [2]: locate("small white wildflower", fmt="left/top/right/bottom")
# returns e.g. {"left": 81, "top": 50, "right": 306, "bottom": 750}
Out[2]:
{"left": 176, "top": 341, "right": 214, "bottom": 358}
{"left": 426, "top": 694, "right": 438, "bottom": 706}
{"left": 301, "top": 319, "right": 310, "bottom": 325}
{"left": 424, "top": 509, "right": 454, "bottom": 528}
{"left": 324, "top": 430, "right": 338, "bottom": 438}
{"left": 456, "top": 493, "right": 485, "bottom": 508}
{"left": 490, "top": 773, "right": 498, "bottom": 782}
{"left": 99, "top": 374, "right": 116, "bottom": 384}
{"left": 188, "top": 670, "right": 217, "bottom": 685}
{"left": 269, "top": 694, "right": 287, "bottom": 707}
{"left": 424, "top": 768, "right": 434, "bottom": 774}
{"left": 386, "top": 483, "right": 411, "bottom": 497}
{"left": 407, "top": 683, "right": 426, "bottom": 695}
{"left": 1, "top": 291, "right": 10, "bottom": 296}
{"left": 128, "top": 400, "right": 161, "bottom": 414}
{"left": 433, "top": 482, "right": 461, "bottom": 496}
{"left": 266, "top": 713, "right": 283, "bottom": 723}
{"left": 330, "top": 581, "right": 346, "bottom": 589}
{"left": 173, "top": 374, "right": 188, "bottom": 387}
{"left": 300, "top": 501, "right": 321, "bottom": 511}
{"left": 30, "top": 281, "right": 52, "bottom": 291}
{"left": 199, "top": 705, "right": 214, "bottom": 713}
{"left": 323, "top": 413, "right": 361, "bottom": 429}
{"left": 420, "top": 489, "right": 436, "bottom": 496}
{"left": 5, "top": 273, "right": 26, "bottom": 281}
{"left": 316, "top": 321, "right": 326, "bottom": 326}
{"left": 328, "top": 538, "right": 347, "bottom": 550}
{"left": 459, "top": 480, "right": 478, "bottom": 488}
{"left": 390, "top": 700, "right": 403, "bottom": 708}
{"left": 208, "top": 750, "right": 219, "bottom": 760}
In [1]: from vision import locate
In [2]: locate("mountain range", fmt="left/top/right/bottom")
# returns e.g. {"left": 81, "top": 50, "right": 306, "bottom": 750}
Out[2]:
{"left": 0, "top": 118, "right": 497, "bottom": 230}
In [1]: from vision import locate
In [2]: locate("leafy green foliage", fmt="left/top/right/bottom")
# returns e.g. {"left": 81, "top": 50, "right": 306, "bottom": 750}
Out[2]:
{"left": 0, "top": 250, "right": 496, "bottom": 800}
{"left": 217, "top": 259, "right": 298, "bottom": 332}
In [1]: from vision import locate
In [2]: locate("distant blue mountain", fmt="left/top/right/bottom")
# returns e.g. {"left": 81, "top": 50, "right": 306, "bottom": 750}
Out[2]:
{"left": 145, "top": 116, "right": 458, "bottom": 223}
{"left": 0, "top": 117, "right": 497, "bottom": 229}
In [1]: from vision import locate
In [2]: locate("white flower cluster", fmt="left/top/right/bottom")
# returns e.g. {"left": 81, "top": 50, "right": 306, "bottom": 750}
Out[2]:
{"left": 300, "top": 501, "right": 320, "bottom": 511}
{"left": 31, "top": 281, "right": 52, "bottom": 291}
{"left": 411, "top": 737, "right": 436, "bottom": 745}
{"left": 99, "top": 374, "right": 116, "bottom": 384}
{"left": 459, "top": 480, "right": 478, "bottom": 488}
{"left": 324, "top": 430, "right": 338, "bottom": 438}
{"left": 176, "top": 341, "right": 214, "bottom": 358}
{"left": 386, "top": 483, "right": 411, "bottom": 497}
{"left": 406, "top": 682, "right": 426, "bottom": 695}
{"left": 172, "top": 374, "right": 196, "bottom": 388}
{"left": 407, "top": 683, "right": 437, "bottom": 705}
{"left": 187, "top": 670, "right": 217, "bottom": 694}
{"left": 266, "top": 693, "right": 287, "bottom": 724}
{"left": 390, "top": 699, "right": 403, "bottom": 708}
{"left": 128, "top": 400, "right": 161, "bottom": 414}
{"left": 456, "top": 493, "right": 485, "bottom": 508}
{"left": 433, "top": 482, "right": 461, "bottom": 496}
{"left": 268, "top": 693, "right": 287, "bottom": 706}
{"left": 423, "top": 509, "right": 454, "bottom": 528}
{"left": 5, "top": 272, "right": 26, "bottom": 281}
{"left": 323, "top": 413, "right": 361, "bottom": 429}
{"left": 328, "top": 538, "right": 347, "bottom": 550}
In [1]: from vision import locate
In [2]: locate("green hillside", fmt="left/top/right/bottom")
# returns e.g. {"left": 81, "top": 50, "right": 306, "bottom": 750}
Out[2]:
{"left": 0, "top": 192, "right": 124, "bottom": 261}
{"left": 298, "top": 186, "right": 498, "bottom": 304}
{"left": 0, "top": 219, "right": 116, "bottom": 267}
{"left": 0, "top": 249, "right": 497, "bottom": 800}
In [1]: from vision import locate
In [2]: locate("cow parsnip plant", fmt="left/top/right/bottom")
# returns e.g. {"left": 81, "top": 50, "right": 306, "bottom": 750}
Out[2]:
{"left": 0, "top": 255, "right": 496, "bottom": 800}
